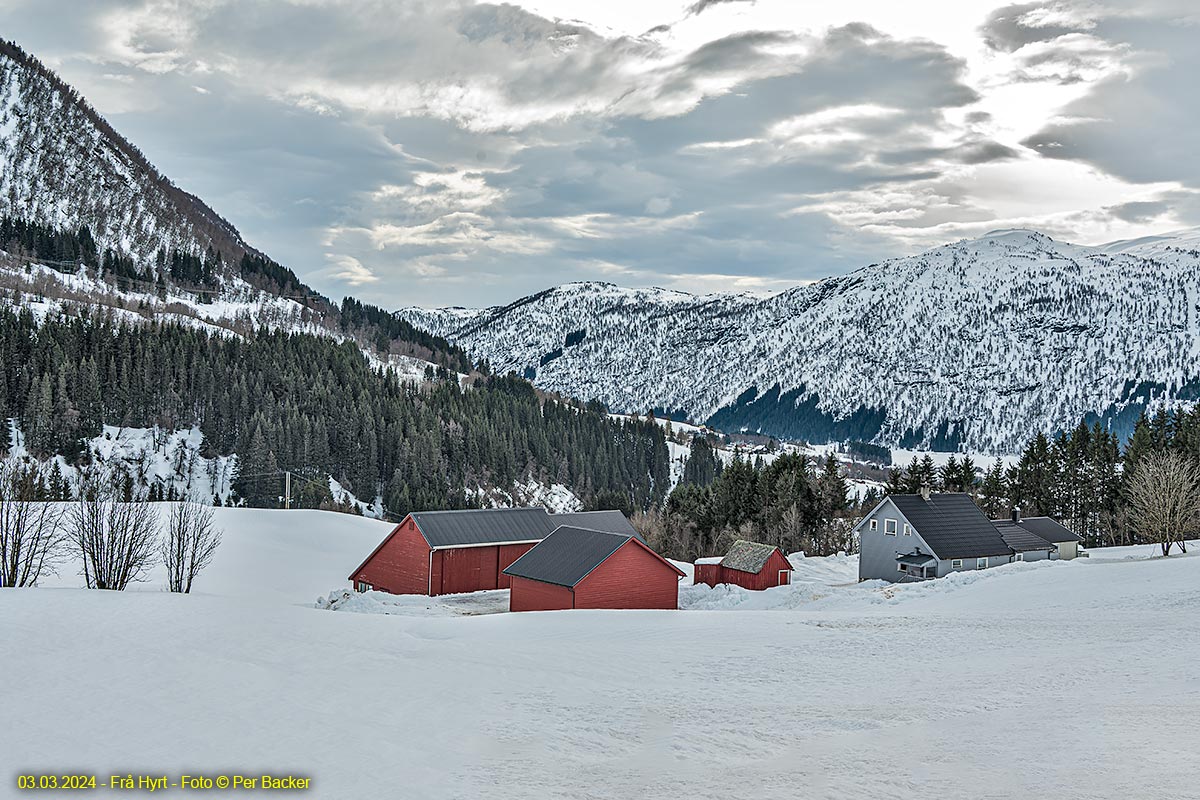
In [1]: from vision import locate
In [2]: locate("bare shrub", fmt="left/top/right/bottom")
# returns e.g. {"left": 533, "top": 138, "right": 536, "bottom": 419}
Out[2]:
{"left": 0, "top": 460, "right": 66, "bottom": 587}
{"left": 162, "top": 499, "right": 222, "bottom": 593}
{"left": 1125, "top": 451, "right": 1200, "bottom": 556}
{"left": 67, "top": 482, "right": 160, "bottom": 590}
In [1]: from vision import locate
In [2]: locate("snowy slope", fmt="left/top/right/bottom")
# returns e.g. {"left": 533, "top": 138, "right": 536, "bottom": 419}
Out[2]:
{"left": 0, "top": 41, "right": 255, "bottom": 265}
{"left": 401, "top": 228, "right": 1200, "bottom": 452}
{"left": 3, "top": 508, "right": 1198, "bottom": 799}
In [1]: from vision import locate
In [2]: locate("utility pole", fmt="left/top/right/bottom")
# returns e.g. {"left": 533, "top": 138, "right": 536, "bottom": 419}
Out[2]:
{"left": 284, "top": 471, "right": 291, "bottom": 510}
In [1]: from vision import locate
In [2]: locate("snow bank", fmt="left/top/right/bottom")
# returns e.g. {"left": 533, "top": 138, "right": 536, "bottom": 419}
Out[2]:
{"left": 318, "top": 587, "right": 509, "bottom": 617}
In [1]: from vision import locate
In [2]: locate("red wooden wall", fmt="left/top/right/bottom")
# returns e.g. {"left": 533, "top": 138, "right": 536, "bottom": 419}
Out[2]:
{"left": 509, "top": 575, "right": 574, "bottom": 611}
{"left": 573, "top": 540, "right": 679, "bottom": 610}
{"left": 429, "top": 542, "right": 538, "bottom": 596}
{"left": 351, "top": 518, "right": 431, "bottom": 595}
{"left": 692, "top": 549, "right": 792, "bottom": 591}
{"left": 693, "top": 562, "right": 721, "bottom": 587}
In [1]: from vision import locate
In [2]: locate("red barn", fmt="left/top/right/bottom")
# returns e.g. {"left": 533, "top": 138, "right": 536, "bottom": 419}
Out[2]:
{"left": 503, "top": 526, "right": 685, "bottom": 611}
{"left": 348, "top": 508, "right": 639, "bottom": 597}
{"left": 693, "top": 540, "right": 793, "bottom": 590}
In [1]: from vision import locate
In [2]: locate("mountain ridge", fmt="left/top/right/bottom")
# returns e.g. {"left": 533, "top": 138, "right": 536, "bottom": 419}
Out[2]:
{"left": 397, "top": 227, "right": 1200, "bottom": 453}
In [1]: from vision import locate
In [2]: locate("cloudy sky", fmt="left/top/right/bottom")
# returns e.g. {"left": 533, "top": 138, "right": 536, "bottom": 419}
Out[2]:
{"left": 2, "top": 0, "right": 1197, "bottom": 307}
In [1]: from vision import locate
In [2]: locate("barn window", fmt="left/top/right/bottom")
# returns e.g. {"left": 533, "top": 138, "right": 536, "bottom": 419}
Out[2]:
{"left": 869, "top": 519, "right": 878, "bottom": 531}
{"left": 951, "top": 559, "right": 963, "bottom": 569}
{"left": 976, "top": 557, "right": 988, "bottom": 569}
{"left": 884, "top": 519, "right": 897, "bottom": 536}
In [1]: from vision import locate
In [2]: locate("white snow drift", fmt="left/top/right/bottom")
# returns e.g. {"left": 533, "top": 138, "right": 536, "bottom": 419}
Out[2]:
{"left": 2, "top": 508, "right": 1198, "bottom": 800}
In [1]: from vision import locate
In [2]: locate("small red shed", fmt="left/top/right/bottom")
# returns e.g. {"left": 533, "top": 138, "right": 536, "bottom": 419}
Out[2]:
{"left": 693, "top": 540, "right": 793, "bottom": 590}
{"left": 503, "top": 526, "right": 685, "bottom": 611}
{"left": 348, "top": 508, "right": 640, "bottom": 597}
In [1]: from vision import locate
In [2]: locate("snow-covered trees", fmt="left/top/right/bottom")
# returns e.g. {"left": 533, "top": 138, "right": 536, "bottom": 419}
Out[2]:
{"left": 162, "top": 500, "right": 222, "bottom": 593}
{"left": 0, "top": 460, "right": 65, "bottom": 587}
{"left": 1125, "top": 451, "right": 1200, "bottom": 556}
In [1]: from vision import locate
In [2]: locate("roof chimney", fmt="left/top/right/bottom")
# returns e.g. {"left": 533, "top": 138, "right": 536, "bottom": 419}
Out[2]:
{"left": 919, "top": 483, "right": 931, "bottom": 501}
{"left": 1011, "top": 506, "right": 1021, "bottom": 523}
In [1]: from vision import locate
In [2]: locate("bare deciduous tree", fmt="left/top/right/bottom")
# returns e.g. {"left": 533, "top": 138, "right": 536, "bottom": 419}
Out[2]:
{"left": 162, "top": 499, "right": 222, "bottom": 593}
{"left": 1125, "top": 451, "right": 1200, "bottom": 557}
{"left": 0, "top": 460, "right": 66, "bottom": 587}
{"left": 67, "top": 482, "right": 160, "bottom": 590}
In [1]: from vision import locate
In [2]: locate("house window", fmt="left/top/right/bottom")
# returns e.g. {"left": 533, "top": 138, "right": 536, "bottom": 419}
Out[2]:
{"left": 903, "top": 523, "right": 911, "bottom": 536}
{"left": 869, "top": 519, "right": 878, "bottom": 531}
{"left": 1015, "top": 552, "right": 1024, "bottom": 562}
{"left": 356, "top": 581, "right": 372, "bottom": 593}
{"left": 951, "top": 559, "right": 963, "bottom": 569}
{"left": 976, "top": 557, "right": 988, "bottom": 569}
{"left": 897, "top": 563, "right": 906, "bottom": 572}
{"left": 885, "top": 519, "right": 897, "bottom": 536}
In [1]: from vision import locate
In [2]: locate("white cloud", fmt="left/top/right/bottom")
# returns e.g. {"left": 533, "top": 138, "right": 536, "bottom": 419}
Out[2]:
{"left": 4, "top": 0, "right": 1196, "bottom": 308}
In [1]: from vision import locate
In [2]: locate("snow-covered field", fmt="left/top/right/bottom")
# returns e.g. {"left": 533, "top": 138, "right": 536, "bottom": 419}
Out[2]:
{"left": 3, "top": 508, "right": 1198, "bottom": 799}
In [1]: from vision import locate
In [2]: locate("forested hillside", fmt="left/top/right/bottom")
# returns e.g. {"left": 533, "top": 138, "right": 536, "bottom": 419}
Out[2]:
{"left": 0, "top": 307, "right": 670, "bottom": 514}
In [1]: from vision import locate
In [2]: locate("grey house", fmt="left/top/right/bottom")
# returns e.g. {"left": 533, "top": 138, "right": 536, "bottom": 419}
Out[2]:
{"left": 993, "top": 511, "right": 1082, "bottom": 560}
{"left": 855, "top": 490, "right": 1015, "bottom": 582}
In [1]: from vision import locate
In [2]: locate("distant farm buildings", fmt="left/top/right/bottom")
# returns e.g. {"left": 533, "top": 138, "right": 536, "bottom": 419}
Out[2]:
{"left": 348, "top": 508, "right": 640, "bottom": 597}
{"left": 693, "top": 540, "right": 792, "bottom": 590}
{"left": 504, "top": 526, "right": 685, "bottom": 611}
{"left": 856, "top": 488, "right": 1084, "bottom": 583}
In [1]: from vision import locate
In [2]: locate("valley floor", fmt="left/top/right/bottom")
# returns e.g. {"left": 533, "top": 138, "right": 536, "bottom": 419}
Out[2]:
{"left": 2, "top": 509, "right": 1198, "bottom": 800}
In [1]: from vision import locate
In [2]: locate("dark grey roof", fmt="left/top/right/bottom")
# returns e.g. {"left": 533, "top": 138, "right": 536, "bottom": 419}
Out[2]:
{"left": 992, "top": 521, "right": 1056, "bottom": 553}
{"left": 896, "top": 551, "right": 936, "bottom": 566}
{"left": 719, "top": 540, "right": 782, "bottom": 574}
{"left": 887, "top": 493, "right": 1013, "bottom": 560}
{"left": 502, "top": 526, "right": 635, "bottom": 587}
{"left": 549, "top": 511, "right": 642, "bottom": 540}
{"left": 1001, "top": 516, "right": 1081, "bottom": 544}
{"left": 411, "top": 507, "right": 555, "bottom": 548}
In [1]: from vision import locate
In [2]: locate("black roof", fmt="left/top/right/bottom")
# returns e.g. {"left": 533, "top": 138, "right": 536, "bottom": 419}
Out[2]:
{"left": 999, "top": 516, "right": 1081, "bottom": 544}
{"left": 549, "top": 511, "right": 640, "bottom": 538}
{"left": 411, "top": 508, "right": 555, "bottom": 548}
{"left": 992, "top": 521, "right": 1056, "bottom": 553}
{"left": 896, "top": 551, "right": 937, "bottom": 566}
{"left": 720, "top": 540, "right": 783, "bottom": 574}
{"left": 502, "top": 526, "right": 635, "bottom": 587}
{"left": 886, "top": 493, "right": 1013, "bottom": 560}
{"left": 409, "top": 507, "right": 641, "bottom": 548}
{"left": 504, "top": 526, "right": 684, "bottom": 587}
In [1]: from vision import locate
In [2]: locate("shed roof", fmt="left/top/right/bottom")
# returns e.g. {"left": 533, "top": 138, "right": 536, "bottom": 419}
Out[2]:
{"left": 886, "top": 493, "right": 1013, "bottom": 560}
{"left": 896, "top": 551, "right": 937, "bottom": 566}
{"left": 992, "top": 521, "right": 1056, "bottom": 553}
{"left": 719, "top": 540, "right": 784, "bottom": 574}
{"left": 410, "top": 507, "right": 554, "bottom": 548}
{"left": 503, "top": 526, "right": 684, "bottom": 588}
{"left": 998, "top": 516, "right": 1081, "bottom": 544}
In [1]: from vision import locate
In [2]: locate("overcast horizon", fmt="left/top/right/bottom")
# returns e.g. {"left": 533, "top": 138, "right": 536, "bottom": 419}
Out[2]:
{"left": 2, "top": 0, "right": 1197, "bottom": 308}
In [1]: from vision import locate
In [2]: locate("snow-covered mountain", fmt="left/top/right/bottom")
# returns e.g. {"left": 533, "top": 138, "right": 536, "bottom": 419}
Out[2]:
{"left": 400, "top": 228, "right": 1200, "bottom": 453}
{"left": 0, "top": 40, "right": 256, "bottom": 265}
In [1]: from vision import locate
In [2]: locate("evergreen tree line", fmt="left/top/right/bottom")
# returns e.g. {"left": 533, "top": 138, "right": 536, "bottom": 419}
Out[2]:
{"left": 638, "top": 447, "right": 853, "bottom": 561}
{"left": 0, "top": 307, "right": 671, "bottom": 516}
